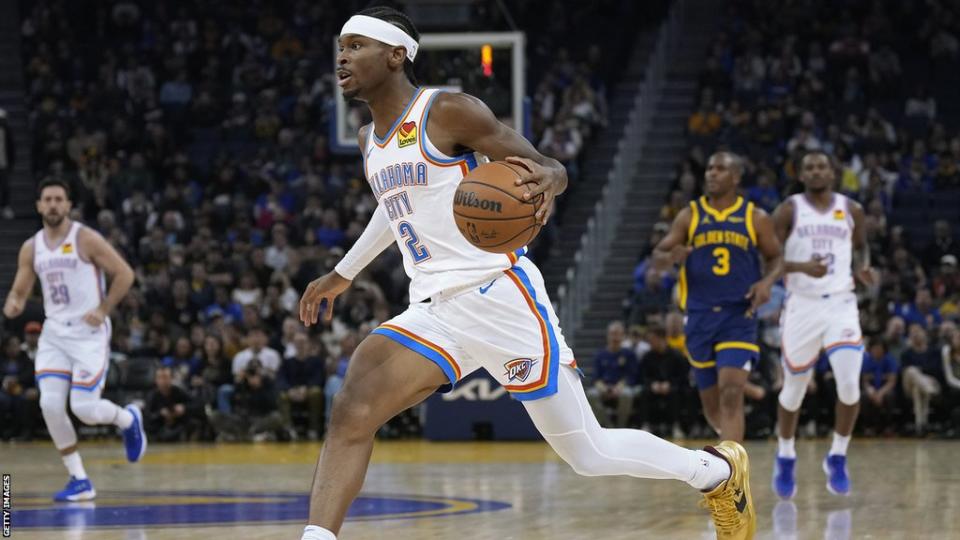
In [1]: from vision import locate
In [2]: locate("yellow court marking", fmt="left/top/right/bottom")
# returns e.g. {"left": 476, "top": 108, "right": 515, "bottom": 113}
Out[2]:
{"left": 88, "top": 441, "right": 564, "bottom": 466}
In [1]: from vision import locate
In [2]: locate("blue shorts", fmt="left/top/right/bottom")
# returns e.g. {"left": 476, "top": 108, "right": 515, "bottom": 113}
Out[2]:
{"left": 684, "top": 306, "right": 759, "bottom": 390}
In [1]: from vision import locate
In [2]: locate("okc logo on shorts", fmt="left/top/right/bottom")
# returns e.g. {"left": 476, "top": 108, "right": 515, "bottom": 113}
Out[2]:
{"left": 504, "top": 358, "right": 536, "bottom": 382}
{"left": 398, "top": 121, "right": 417, "bottom": 148}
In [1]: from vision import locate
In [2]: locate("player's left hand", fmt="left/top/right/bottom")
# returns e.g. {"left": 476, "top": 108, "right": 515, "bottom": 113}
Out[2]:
{"left": 855, "top": 266, "right": 877, "bottom": 286}
{"left": 82, "top": 307, "right": 108, "bottom": 328}
{"left": 745, "top": 279, "right": 773, "bottom": 313}
{"left": 506, "top": 156, "right": 568, "bottom": 225}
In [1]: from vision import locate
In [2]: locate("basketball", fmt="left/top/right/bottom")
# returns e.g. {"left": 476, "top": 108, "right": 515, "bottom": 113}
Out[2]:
{"left": 453, "top": 161, "right": 543, "bottom": 254}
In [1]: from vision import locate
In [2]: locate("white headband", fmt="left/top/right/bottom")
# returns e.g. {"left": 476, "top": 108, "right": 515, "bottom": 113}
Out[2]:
{"left": 340, "top": 15, "right": 419, "bottom": 62}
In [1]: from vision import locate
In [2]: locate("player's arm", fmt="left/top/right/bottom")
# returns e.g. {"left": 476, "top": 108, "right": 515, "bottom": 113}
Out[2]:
{"left": 652, "top": 207, "right": 693, "bottom": 271}
{"left": 745, "top": 208, "right": 783, "bottom": 311}
{"left": 773, "top": 199, "right": 827, "bottom": 278}
{"left": 428, "top": 93, "right": 567, "bottom": 225}
{"left": 300, "top": 124, "right": 395, "bottom": 327}
{"left": 78, "top": 227, "right": 134, "bottom": 324}
{"left": 848, "top": 200, "right": 875, "bottom": 285}
{"left": 2, "top": 239, "right": 37, "bottom": 319}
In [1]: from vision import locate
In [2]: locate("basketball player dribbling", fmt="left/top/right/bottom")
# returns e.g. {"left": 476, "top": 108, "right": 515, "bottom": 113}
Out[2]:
{"left": 654, "top": 152, "right": 783, "bottom": 444}
{"left": 772, "top": 151, "right": 874, "bottom": 498}
{"left": 2, "top": 179, "right": 147, "bottom": 501}
{"left": 297, "top": 8, "right": 755, "bottom": 540}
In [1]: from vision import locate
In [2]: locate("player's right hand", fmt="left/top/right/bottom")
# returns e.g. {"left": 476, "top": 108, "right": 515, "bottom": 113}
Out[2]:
{"left": 802, "top": 259, "right": 829, "bottom": 277}
{"left": 2, "top": 297, "right": 24, "bottom": 319}
{"left": 299, "top": 271, "right": 352, "bottom": 327}
{"left": 670, "top": 245, "right": 693, "bottom": 265}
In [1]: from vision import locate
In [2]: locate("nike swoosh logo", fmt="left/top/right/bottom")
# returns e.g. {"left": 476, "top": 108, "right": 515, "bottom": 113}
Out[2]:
{"left": 479, "top": 280, "right": 497, "bottom": 294}
{"left": 734, "top": 490, "right": 747, "bottom": 513}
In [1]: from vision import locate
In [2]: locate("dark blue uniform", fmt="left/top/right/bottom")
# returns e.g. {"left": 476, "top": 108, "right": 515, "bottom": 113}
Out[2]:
{"left": 678, "top": 196, "right": 762, "bottom": 389}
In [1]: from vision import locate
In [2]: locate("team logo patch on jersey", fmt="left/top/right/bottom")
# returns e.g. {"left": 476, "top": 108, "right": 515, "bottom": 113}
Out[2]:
{"left": 62, "top": 243, "right": 73, "bottom": 254}
{"left": 701, "top": 216, "right": 712, "bottom": 225}
{"left": 398, "top": 121, "right": 417, "bottom": 148}
{"left": 833, "top": 209, "right": 845, "bottom": 220}
{"left": 504, "top": 358, "right": 536, "bottom": 382}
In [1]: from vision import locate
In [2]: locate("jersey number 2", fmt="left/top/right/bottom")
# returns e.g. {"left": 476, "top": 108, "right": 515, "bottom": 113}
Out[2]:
{"left": 398, "top": 221, "right": 430, "bottom": 263}
{"left": 712, "top": 247, "right": 730, "bottom": 275}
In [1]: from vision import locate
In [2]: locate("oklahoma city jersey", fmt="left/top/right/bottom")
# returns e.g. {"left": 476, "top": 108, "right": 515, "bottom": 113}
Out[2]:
{"left": 33, "top": 221, "right": 106, "bottom": 325}
{"left": 784, "top": 193, "right": 854, "bottom": 297}
{"left": 361, "top": 88, "right": 523, "bottom": 302}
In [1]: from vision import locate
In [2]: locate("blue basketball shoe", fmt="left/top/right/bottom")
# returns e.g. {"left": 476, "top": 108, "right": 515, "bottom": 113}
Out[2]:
{"left": 53, "top": 476, "right": 96, "bottom": 502}
{"left": 122, "top": 404, "right": 147, "bottom": 462}
{"left": 822, "top": 454, "right": 850, "bottom": 495}
{"left": 772, "top": 456, "right": 797, "bottom": 499}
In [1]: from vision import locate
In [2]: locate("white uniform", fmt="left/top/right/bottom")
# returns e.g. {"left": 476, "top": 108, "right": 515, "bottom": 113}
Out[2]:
{"left": 780, "top": 194, "right": 862, "bottom": 372}
{"left": 361, "top": 88, "right": 574, "bottom": 400}
{"left": 33, "top": 221, "right": 111, "bottom": 392}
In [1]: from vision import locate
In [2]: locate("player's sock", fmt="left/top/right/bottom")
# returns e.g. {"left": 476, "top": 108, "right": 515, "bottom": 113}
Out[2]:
{"left": 302, "top": 525, "right": 337, "bottom": 540}
{"left": 113, "top": 405, "right": 135, "bottom": 429}
{"left": 829, "top": 432, "right": 850, "bottom": 456}
{"left": 62, "top": 452, "right": 88, "bottom": 480}
{"left": 777, "top": 437, "right": 796, "bottom": 459}
{"left": 687, "top": 449, "right": 732, "bottom": 491}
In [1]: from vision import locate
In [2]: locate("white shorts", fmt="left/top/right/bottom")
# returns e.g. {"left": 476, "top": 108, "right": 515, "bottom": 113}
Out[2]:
{"left": 35, "top": 318, "right": 112, "bottom": 393}
{"left": 780, "top": 292, "right": 862, "bottom": 373}
{"left": 372, "top": 257, "right": 576, "bottom": 401}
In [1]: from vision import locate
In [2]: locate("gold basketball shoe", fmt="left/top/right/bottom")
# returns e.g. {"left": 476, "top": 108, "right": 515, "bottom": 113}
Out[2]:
{"left": 699, "top": 441, "right": 756, "bottom": 539}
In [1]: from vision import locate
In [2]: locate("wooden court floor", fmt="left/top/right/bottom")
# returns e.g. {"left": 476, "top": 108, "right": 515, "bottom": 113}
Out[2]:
{"left": 4, "top": 438, "right": 958, "bottom": 539}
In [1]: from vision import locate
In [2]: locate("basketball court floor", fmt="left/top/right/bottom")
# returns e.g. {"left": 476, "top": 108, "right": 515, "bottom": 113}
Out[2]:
{"left": 4, "top": 438, "right": 957, "bottom": 539}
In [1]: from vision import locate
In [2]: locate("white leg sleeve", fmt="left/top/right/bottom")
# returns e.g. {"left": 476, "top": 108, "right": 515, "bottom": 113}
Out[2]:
{"left": 38, "top": 377, "right": 78, "bottom": 450}
{"left": 777, "top": 364, "right": 814, "bottom": 412}
{"left": 827, "top": 348, "right": 863, "bottom": 406}
{"left": 522, "top": 366, "right": 699, "bottom": 481}
{"left": 70, "top": 387, "right": 127, "bottom": 427}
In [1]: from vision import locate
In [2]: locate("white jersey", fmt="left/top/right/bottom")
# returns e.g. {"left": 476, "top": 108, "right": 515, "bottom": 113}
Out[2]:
{"left": 33, "top": 221, "right": 106, "bottom": 325}
{"left": 784, "top": 193, "right": 855, "bottom": 297}
{"left": 361, "top": 88, "right": 522, "bottom": 303}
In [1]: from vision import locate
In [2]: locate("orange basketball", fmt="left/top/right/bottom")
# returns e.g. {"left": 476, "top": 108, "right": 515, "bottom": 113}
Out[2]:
{"left": 453, "top": 161, "right": 543, "bottom": 254}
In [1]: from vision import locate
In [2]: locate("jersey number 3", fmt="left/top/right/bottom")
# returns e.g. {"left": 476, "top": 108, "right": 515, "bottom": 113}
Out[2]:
{"left": 712, "top": 247, "right": 730, "bottom": 276}
{"left": 398, "top": 221, "right": 431, "bottom": 263}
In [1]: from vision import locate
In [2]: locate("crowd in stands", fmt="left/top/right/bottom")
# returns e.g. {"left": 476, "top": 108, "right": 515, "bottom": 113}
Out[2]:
{"left": 1, "top": 0, "right": 623, "bottom": 442}
{"left": 617, "top": 0, "right": 960, "bottom": 439}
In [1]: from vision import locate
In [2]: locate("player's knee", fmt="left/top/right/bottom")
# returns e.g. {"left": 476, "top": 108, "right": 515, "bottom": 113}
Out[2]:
{"left": 836, "top": 380, "right": 860, "bottom": 405}
{"left": 69, "top": 399, "right": 98, "bottom": 425}
{"left": 39, "top": 391, "right": 65, "bottom": 414}
{"left": 327, "top": 390, "right": 377, "bottom": 442}
{"left": 718, "top": 383, "right": 744, "bottom": 410}
{"left": 777, "top": 375, "right": 807, "bottom": 412}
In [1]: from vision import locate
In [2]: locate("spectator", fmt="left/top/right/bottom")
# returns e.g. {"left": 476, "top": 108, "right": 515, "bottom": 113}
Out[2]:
{"left": 687, "top": 95, "right": 721, "bottom": 139}
{"left": 900, "top": 324, "right": 943, "bottom": 435}
{"left": 639, "top": 326, "right": 687, "bottom": 437}
{"left": 747, "top": 168, "right": 780, "bottom": 212}
{"left": 21, "top": 321, "right": 41, "bottom": 361}
{"left": 586, "top": 321, "right": 640, "bottom": 428}
{"left": 664, "top": 311, "right": 687, "bottom": 354}
{"left": 277, "top": 333, "right": 326, "bottom": 440}
{"left": 325, "top": 332, "right": 358, "bottom": 427}
{"left": 883, "top": 316, "right": 908, "bottom": 358}
{"left": 923, "top": 220, "right": 959, "bottom": 271}
{"left": 146, "top": 366, "right": 201, "bottom": 442}
{"left": 209, "top": 359, "right": 285, "bottom": 442}
{"left": 894, "top": 288, "right": 943, "bottom": 329}
{"left": 231, "top": 326, "right": 282, "bottom": 379}
{"left": 0, "top": 109, "right": 15, "bottom": 219}
{"left": 195, "top": 334, "right": 234, "bottom": 415}
{"left": 860, "top": 339, "right": 900, "bottom": 435}
{"left": 0, "top": 336, "right": 39, "bottom": 440}
{"left": 628, "top": 268, "right": 672, "bottom": 325}
{"left": 941, "top": 332, "right": 960, "bottom": 437}
{"left": 162, "top": 336, "right": 201, "bottom": 388}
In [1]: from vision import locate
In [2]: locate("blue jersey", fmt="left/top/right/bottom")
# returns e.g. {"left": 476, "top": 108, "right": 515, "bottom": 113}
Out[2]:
{"left": 679, "top": 196, "right": 762, "bottom": 311}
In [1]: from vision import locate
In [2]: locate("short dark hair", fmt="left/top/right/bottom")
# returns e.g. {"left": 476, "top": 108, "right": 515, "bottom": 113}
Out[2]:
{"left": 37, "top": 178, "right": 71, "bottom": 200}
{"left": 646, "top": 324, "right": 667, "bottom": 339}
{"left": 357, "top": 6, "right": 420, "bottom": 85}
